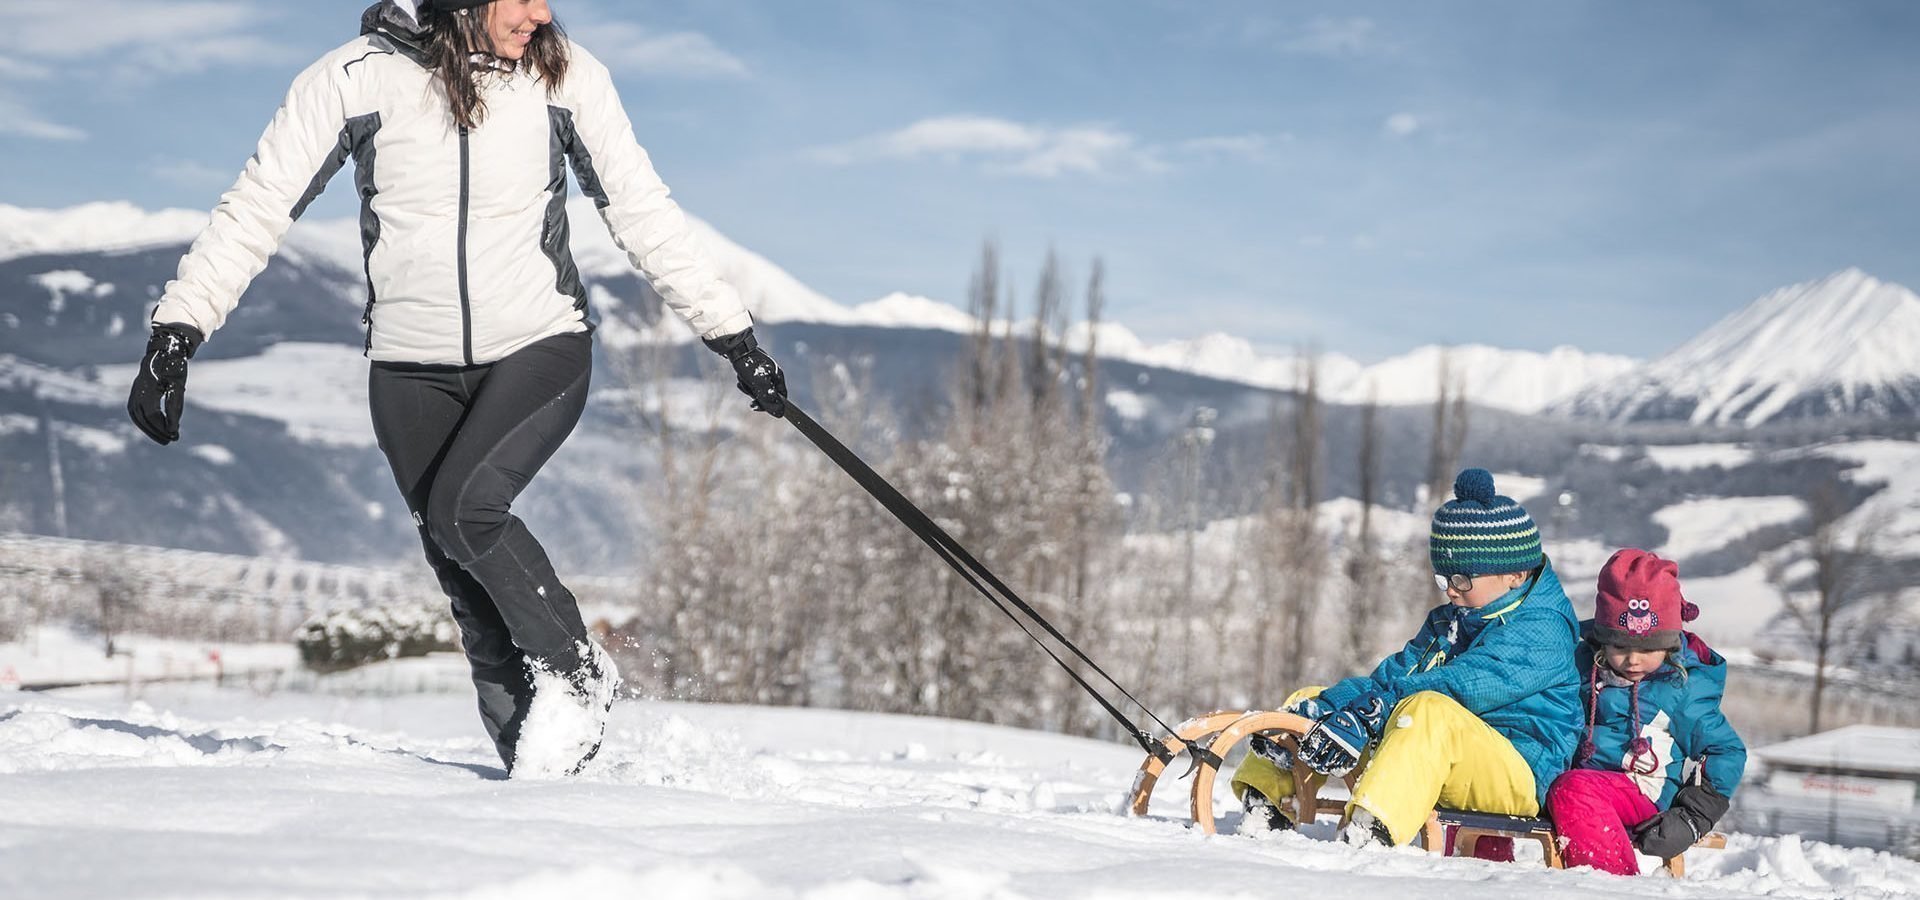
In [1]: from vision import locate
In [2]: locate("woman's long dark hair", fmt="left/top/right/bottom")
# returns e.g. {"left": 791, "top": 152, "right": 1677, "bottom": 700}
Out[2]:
{"left": 424, "top": 3, "right": 570, "bottom": 131}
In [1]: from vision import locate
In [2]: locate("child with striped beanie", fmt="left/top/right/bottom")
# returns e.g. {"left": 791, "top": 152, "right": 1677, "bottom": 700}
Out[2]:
{"left": 1234, "top": 468, "right": 1583, "bottom": 850}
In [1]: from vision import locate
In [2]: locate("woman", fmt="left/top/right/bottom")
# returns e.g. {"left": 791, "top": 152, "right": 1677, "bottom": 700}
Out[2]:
{"left": 1231, "top": 469, "right": 1584, "bottom": 847}
{"left": 124, "top": 0, "right": 788, "bottom": 777}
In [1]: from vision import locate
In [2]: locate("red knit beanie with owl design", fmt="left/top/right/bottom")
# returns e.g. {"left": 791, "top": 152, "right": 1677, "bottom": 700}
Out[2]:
{"left": 1593, "top": 548, "right": 1693, "bottom": 650}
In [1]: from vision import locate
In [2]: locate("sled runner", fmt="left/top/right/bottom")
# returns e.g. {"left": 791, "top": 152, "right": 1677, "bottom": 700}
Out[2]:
{"left": 1124, "top": 709, "right": 1355, "bottom": 834}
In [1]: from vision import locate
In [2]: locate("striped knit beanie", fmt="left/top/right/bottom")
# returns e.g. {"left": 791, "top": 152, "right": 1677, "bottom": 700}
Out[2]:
{"left": 1429, "top": 468, "right": 1544, "bottom": 577}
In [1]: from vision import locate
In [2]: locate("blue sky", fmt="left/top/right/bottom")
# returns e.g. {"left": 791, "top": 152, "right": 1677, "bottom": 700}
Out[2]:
{"left": 2, "top": 0, "right": 1915, "bottom": 360}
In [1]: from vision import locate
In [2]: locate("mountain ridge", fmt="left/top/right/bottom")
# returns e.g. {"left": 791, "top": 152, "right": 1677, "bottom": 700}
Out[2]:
{"left": 1559, "top": 269, "right": 1920, "bottom": 426}
{"left": 1, "top": 201, "right": 1641, "bottom": 415}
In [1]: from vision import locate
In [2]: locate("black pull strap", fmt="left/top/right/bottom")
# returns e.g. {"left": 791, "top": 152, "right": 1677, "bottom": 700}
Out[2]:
{"left": 782, "top": 403, "right": 1186, "bottom": 759}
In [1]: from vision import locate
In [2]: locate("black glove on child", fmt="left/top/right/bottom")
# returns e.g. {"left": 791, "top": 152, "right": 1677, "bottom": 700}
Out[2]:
{"left": 1631, "top": 781, "right": 1729, "bottom": 859}
{"left": 703, "top": 327, "right": 787, "bottom": 417}
{"left": 127, "top": 323, "right": 204, "bottom": 446}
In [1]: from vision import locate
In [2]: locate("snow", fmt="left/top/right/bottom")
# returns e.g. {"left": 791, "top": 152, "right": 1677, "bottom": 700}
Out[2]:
{"left": 1817, "top": 440, "right": 1920, "bottom": 558}
{"left": 1566, "top": 269, "right": 1920, "bottom": 426}
{"left": 849, "top": 292, "right": 980, "bottom": 333}
{"left": 0, "top": 202, "right": 211, "bottom": 262}
{"left": 1492, "top": 472, "right": 1548, "bottom": 504}
{"left": 0, "top": 353, "right": 123, "bottom": 406}
{"left": 1580, "top": 444, "right": 1629, "bottom": 462}
{"left": 1105, "top": 389, "right": 1149, "bottom": 421}
{"left": 32, "top": 269, "right": 99, "bottom": 308}
{"left": 1673, "top": 563, "right": 1785, "bottom": 647}
{"left": 54, "top": 421, "right": 129, "bottom": 455}
{"left": 96, "top": 342, "right": 377, "bottom": 447}
{"left": 1652, "top": 496, "right": 1806, "bottom": 562}
{"left": 1338, "top": 344, "right": 1639, "bottom": 414}
{"left": 3, "top": 667, "right": 1918, "bottom": 898}
{"left": 191, "top": 443, "right": 237, "bottom": 466}
{"left": 0, "top": 625, "right": 296, "bottom": 688}
{"left": 1644, "top": 443, "right": 1758, "bottom": 472}
{"left": 1753, "top": 725, "right": 1920, "bottom": 777}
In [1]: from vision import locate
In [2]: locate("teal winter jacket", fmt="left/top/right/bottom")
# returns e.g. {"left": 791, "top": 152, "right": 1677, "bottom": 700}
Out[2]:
{"left": 1320, "top": 562, "right": 1585, "bottom": 804}
{"left": 1572, "top": 624, "right": 1747, "bottom": 807}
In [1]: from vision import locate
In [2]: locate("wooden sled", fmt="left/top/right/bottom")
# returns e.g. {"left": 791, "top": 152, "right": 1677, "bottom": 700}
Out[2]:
{"left": 1127, "top": 712, "right": 1730, "bottom": 876}
{"left": 1425, "top": 807, "right": 1727, "bottom": 876}
{"left": 1125, "top": 709, "right": 1355, "bottom": 834}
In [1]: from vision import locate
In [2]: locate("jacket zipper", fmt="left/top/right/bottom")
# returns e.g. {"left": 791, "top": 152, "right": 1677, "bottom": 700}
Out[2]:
{"left": 457, "top": 124, "right": 474, "bottom": 366}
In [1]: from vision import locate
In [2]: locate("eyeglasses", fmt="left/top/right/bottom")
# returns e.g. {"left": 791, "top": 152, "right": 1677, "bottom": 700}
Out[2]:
{"left": 1433, "top": 572, "right": 1476, "bottom": 593}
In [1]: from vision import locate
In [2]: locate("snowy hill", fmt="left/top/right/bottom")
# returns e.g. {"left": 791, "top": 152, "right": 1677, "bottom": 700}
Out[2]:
{"left": 1560, "top": 269, "right": 1920, "bottom": 426}
{"left": 4, "top": 673, "right": 1918, "bottom": 898}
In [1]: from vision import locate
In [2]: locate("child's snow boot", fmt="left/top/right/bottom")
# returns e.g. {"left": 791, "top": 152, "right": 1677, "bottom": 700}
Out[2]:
{"left": 1241, "top": 790, "right": 1295, "bottom": 833}
{"left": 1341, "top": 808, "right": 1394, "bottom": 848}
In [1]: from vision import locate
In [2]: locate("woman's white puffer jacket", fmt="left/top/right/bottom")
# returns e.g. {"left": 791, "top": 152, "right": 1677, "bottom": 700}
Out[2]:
{"left": 152, "top": 2, "right": 751, "bottom": 365}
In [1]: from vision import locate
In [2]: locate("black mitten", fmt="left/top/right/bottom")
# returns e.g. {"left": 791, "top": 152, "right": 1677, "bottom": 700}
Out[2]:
{"left": 1631, "top": 782, "right": 1727, "bottom": 858}
{"left": 703, "top": 327, "right": 787, "bottom": 417}
{"left": 127, "top": 323, "right": 204, "bottom": 445}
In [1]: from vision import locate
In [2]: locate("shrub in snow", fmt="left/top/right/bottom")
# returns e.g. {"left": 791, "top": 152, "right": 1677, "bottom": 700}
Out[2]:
{"left": 293, "top": 604, "right": 458, "bottom": 673}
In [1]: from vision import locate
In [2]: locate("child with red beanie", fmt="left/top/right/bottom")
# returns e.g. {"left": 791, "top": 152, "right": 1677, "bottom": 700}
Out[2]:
{"left": 1545, "top": 549, "right": 1747, "bottom": 875}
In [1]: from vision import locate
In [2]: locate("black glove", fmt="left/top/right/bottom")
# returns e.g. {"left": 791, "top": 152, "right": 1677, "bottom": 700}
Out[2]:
{"left": 127, "top": 323, "right": 204, "bottom": 446}
{"left": 1632, "top": 781, "right": 1728, "bottom": 858}
{"left": 703, "top": 327, "right": 787, "bottom": 418}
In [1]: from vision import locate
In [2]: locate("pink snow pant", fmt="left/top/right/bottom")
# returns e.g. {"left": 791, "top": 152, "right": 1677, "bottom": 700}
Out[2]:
{"left": 1545, "top": 769, "right": 1660, "bottom": 875}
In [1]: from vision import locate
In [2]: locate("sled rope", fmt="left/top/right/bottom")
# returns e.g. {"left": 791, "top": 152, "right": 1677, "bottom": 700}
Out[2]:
{"left": 784, "top": 403, "right": 1193, "bottom": 762}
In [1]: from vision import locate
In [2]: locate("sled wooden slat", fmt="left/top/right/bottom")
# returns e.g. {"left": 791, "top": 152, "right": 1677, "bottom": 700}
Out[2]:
{"left": 1427, "top": 808, "right": 1725, "bottom": 876}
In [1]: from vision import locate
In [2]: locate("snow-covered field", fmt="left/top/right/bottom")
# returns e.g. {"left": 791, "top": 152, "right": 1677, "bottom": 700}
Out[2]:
{"left": 1644, "top": 443, "right": 1758, "bottom": 472}
{"left": 3, "top": 658, "right": 1917, "bottom": 899}
{"left": 1653, "top": 496, "right": 1806, "bottom": 562}
{"left": 0, "top": 625, "right": 294, "bottom": 688}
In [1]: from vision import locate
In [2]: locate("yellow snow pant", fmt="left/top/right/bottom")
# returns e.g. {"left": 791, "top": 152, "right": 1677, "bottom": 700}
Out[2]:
{"left": 1231, "top": 689, "right": 1538, "bottom": 846}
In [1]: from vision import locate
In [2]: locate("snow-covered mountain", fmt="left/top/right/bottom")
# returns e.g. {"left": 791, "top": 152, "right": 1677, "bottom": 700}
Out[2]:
{"left": 0, "top": 202, "right": 1632, "bottom": 416}
{"left": 1336, "top": 344, "right": 1638, "bottom": 414}
{"left": 1560, "top": 269, "right": 1920, "bottom": 426}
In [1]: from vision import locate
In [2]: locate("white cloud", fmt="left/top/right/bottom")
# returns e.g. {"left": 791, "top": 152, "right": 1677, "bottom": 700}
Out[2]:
{"left": 819, "top": 116, "right": 1270, "bottom": 178}
{"left": 1281, "top": 17, "right": 1383, "bottom": 57}
{"left": 1384, "top": 113, "right": 1422, "bottom": 138}
{"left": 145, "top": 157, "right": 237, "bottom": 188}
{"left": 0, "top": 94, "right": 85, "bottom": 141}
{"left": 570, "top": 21, "right": 750, "bottom": 78}
{"left": 4, "top": 0, "right": 287, "bottom": 141}
{"left": 17, "top": 0, "right": 286, "bottom": 70}
{"left": 0, "top": 58, "right": 52, "bottom": 81}
{"left": 1177, "top": 134, "right": 1285, "bottom": 162}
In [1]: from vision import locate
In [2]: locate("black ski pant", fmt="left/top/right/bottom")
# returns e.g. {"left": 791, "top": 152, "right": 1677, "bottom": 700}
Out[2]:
{"left": 368, "top": 330, "right": 592, "bottom": 766}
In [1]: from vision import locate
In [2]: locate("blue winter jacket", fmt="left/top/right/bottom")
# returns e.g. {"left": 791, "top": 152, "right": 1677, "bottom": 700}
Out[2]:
{"left": 1572, "top": 624, "right": 1747, "bottom": 808}
{"left": 1319, "top": 562, "right": 1584, "bottom": 805}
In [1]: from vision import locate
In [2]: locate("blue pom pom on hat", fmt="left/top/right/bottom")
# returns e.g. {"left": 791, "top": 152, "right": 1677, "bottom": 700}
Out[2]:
{"left": 1429, "top": 467, "right": 1544, "bottom": 576}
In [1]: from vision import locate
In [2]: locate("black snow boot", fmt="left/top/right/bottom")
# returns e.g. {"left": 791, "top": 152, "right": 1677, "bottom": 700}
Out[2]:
{"left": 1241, "top": 790, "right": 1296, "bottom": 833}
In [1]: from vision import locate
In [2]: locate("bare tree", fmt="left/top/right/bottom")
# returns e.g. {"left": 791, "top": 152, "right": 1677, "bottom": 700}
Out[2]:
{"left": 1768, "top": 480, "right": 1898, "bottom": 733}
{"left": 1342, "top": 387, "right": 1385, "bottom": 672}
{"left": 83, "top": 558, "right": 142, "bottom": 658}
{"left": 1423, "top": 350, "right": 1469, "bottom": 507}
